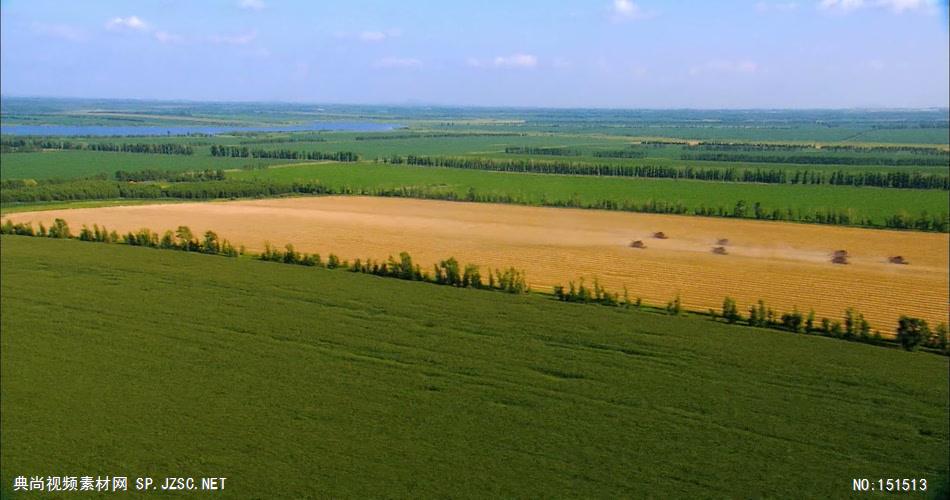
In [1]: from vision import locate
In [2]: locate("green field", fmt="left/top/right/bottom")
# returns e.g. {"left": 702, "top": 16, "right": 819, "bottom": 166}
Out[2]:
{"left": 3, "top": 128, "right": 947, "bottom": 182}
{"left": 230, "top": 162, "right": 950, "bottom": 223}
{"left": 0, "top": 150, "right": 292, "bottom": 180}
{"left": 1, "top": 236, "right": 947, "bottom": 498}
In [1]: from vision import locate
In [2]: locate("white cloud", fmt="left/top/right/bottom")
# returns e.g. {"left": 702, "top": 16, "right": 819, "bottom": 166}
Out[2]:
{"left": 154, "top": 31, "right": 184, "bottom": 44}
{"left": 689, "top": 59, "right": 759, "bottom": 76}
{"left": 374, "top": 57, "right": 423, "bottom": 69}
{"left": 612, "top": 0, "right": 641, "bottom": 18}
{"left": 32, "top": 22, "right": 88, "bottom": 42}
{"left": 755, "top": 1, "right": 800, "bottom": 13}
{"left": 468, "top": 54, "right": 539, "bottom": 69}
{"left": 238, "top": 0, "right": 266, "bottom": 10}
{"left": 106, "top": 16, "right": 148, "bottom": 31}
{"left": 103, "top": 14, "right": 267, "bottom": 49}
{"left": 493, "top": 53, "right": 538, "bottom": 68}
{"left": 818, "top": 0, "right": 936, "bottom": 12}
{"left": 877, "top": 0, "right": 936, "bottom": 12}
{"left": 335, "top": 29, "right": 401, "bottom": 43}
{"left": 819, "top": 0, "right": 865, "bottom": 10}
{"left": 208, "top": 31, "right": 257, "bottom": 45}
{"left": 610, "top": 0, "right": 652, "bottom": 21}
{"left": 359, "top": 31, "right": 387, "bottom": 42}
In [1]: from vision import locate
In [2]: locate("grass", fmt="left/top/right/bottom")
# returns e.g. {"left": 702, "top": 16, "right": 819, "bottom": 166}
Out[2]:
{"left": 230, "top": 162, "right": 950, "bottom": 223}
{"left": 5, "top": 131, "right": 946, "bottom": 181}
{"left": 1, "top": 236, "right": 947, "bottom": 498}
{"left": 0, "top": 150, "right": 293, "bottom": 180}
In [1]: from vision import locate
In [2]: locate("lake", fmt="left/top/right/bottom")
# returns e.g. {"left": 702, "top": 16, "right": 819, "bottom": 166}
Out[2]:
{"left": 0, "top": 121, "right": 402, "bottom": 137}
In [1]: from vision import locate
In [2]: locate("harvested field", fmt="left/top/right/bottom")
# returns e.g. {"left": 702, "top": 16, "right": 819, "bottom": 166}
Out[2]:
{"left": 6, "top": 196, "right": 948, "bottom": 333}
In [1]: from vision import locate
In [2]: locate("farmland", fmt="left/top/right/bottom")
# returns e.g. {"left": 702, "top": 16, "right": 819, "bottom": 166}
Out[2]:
{"left": 6, "top": 196, "right": 947, "bottom": 333}
{"left": 3, "top": 130, "right": 948, "bottom": 181}
{"left": 0, "top": 149, "right": 292, "bottom": 180}
{"left": 4, "top": 0, "right": 950, "bottom": 490}
{"left": 2, "top": 236, "right": 948, "bottom": 498}
{"left": 3, "top": 104, "right": 947, "bottom": 234}
{"left": 228, "top": 162, "right": 950, "bottom": 227}
{"left": 2, "top": 101, "right": 949, "bottom": 497}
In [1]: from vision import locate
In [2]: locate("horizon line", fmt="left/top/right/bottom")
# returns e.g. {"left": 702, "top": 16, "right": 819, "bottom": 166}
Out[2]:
{"left": 2, "top": 94, "right": 949, "bottom": 113}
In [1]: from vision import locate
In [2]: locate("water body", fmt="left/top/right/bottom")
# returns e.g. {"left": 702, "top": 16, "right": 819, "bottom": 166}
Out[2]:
{"left": 0, "top": 121, "right": 402, "bottom": 137}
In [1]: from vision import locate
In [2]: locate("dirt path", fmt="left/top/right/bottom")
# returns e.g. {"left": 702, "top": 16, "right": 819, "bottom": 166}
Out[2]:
{"left": 7, "top": 196, "right": 948, "bottom": 333}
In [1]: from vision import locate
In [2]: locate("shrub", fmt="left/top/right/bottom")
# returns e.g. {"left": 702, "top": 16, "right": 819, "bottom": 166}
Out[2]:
{"left": 781, "top": 309, "right": 804, "bottom": 333}
{"left": 897, "top": 316, "right": 930, "bottom": 351}
{"left": 925, "top": 323, "right": 949, "bottom": 353}
{"left": 666, "top": 294, "right": 682, "bottom": 315}
{"left": 722, "top": 297, "right": 740, "bottom": 324}
{"left": 48, "top": 218, "right": 71, "bottom": 239}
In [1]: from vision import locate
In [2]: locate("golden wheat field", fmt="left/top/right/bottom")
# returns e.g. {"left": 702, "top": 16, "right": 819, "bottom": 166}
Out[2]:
{"left": 6, "top": 196, "right": 948, "bottom": 333}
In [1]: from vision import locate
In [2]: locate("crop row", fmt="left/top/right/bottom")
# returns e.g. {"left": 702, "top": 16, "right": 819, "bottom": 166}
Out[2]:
{"left": 2, "top": 219, "right": 945, "bottom": 355}
{"left": 382, "top": 155, "right": 950, "bottom": 190}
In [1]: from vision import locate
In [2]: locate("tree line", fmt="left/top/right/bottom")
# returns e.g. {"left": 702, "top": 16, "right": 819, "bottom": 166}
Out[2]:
{"left": 3, "top": 176, "right": 947, "bottom": 232}
{"left": 210, "top": 145, "right": 359, "bottom": 161}
{"left": 503, "top": 146, "right": 648, "bottom": 159}
{"left": 356, "top": 132, "right": 527, "bottom": 141}
{"left": 258, "top": 243, "right": 530, "bottom": 293}
{"left": 553, "top": 277, "right": 948, "bottom": 354}
{"left": 504, "top": 146, "right": 583, "bottom": 156}
{"left": 237, "top": 134, "right": 326, "bottom": 144}
{"left": 590, "top": 150, "right": 648, "bottom": 159}
{"left": 2, "top": 220, "right": 944, "bottom": 354}
{"left": 2, "top": 219, "right": 529, "bottom": 297}
{"left": 380, "top": 155, "right": 949, "bottom": 190}
{"left": 0, "top": 219, "right": 242, "bottom": 257}
{"left": 680, "top": 152, "right": 948, "bottom": 168}
{"left": 689, "top": 141, "right": 950, "bottom": 156}
{"left": 0, "top": 138, "right": 194, "bottom": 155}
{"left": 722, "top": 297, "right": 947, "bottom": 353}
{"left": 0, "top": 178, "right": 331, "bottom": 203}
{"left": 114, "top": 169, "right": 227, "bottom": 182}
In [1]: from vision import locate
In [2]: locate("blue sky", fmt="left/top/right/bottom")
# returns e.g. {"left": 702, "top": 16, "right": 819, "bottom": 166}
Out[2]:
{"left": 1, "top": 0, "right": 948, "bottom": 108}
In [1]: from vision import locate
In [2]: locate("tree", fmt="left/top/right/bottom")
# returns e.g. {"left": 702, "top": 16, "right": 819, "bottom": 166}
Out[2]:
{"left": 842, "top": 308, "right": 871, "bottom": 340}
{"left": 462, "top": 264, "right": 482, "bottom": 288}
{"left": 666, "top": 294, "right": 682, "bottom": 315}
{"left": 175, "top": 226, "right": 195, "bottom": 251}
{"left": 397, "top": 252, "right": 415, "bottom": 280}
{"left": 160, "top": 230, "right": 175, "bottom": 249}
{"left": 47, "top": 219, "right": 71, "bottom": 238}
{"left": 896, "top": 316, "right": 930, "bottom": 351}
{"left": 282, "top": 244, "right": 299, "bottom": 264}
{"left": 926, "top": 323, "right": 949, "bottom": 353}
{"left": 829, "top": 320, "right": 843, "bottom": 338}
{"left": 721, "top": 297, "right": 740, "bottom": 323}
{"left": 221, "top": 240, "right": 238, "bottom": 257}
{"left": 437, "top": 258, "right": 461, "bottom": 286}
{"left": 781, "top": 308, "right": 804, "bottom": 333}
{"left": 748, "top": 300, "right": 768, "bottom": 327}
{"left": 202, "top": 230, "right": 221, "bottom": 254}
